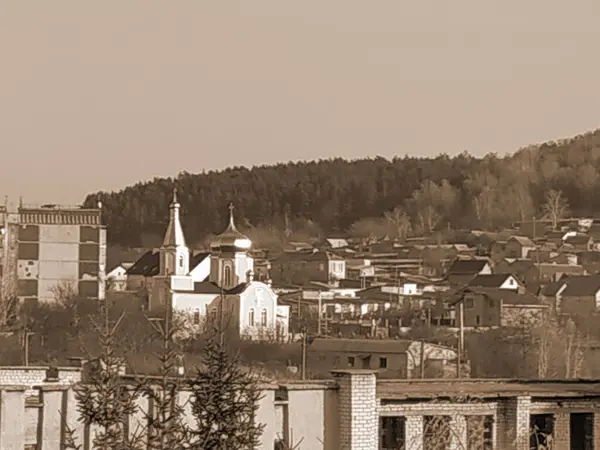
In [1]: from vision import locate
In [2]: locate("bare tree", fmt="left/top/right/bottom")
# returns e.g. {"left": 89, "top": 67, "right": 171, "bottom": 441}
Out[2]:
{"left": 0, "top": 273, "right": 18, "bottom": 331}
{"left": 384, "top": 207, "right": 412, "bottom": 241}
{"left": 542, "top": 189, "right": 569, "bottom": 230}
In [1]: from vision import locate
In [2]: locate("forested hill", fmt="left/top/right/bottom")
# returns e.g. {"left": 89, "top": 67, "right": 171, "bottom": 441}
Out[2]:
{"left": 85, "top": 129, "right": 600, "bottom": 248}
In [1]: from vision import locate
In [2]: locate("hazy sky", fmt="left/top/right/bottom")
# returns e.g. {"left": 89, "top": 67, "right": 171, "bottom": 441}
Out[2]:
{"left": 1, "top": 1, "right": 599, "bottom": 205}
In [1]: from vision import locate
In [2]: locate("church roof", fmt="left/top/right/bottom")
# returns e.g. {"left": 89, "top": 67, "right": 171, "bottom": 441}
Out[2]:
{"left": 174, "top": 281, "right": 251, "bottom": 295}
{"left": 210, "top": 203, "right": 251, "bottom": 251}
{"left": 162, "top": 188, "right": 186, "bottom": 248}
{"left": 126, "top": 250, "right": 209, "bottom": 277}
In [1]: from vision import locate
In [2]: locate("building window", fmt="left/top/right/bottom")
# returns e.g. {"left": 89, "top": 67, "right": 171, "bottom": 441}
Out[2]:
{"left": 466, "top": 415, "right": 494, "bottom": 449}
{"left": 465, "top": 297, "right": 474, "bottom": 309}
{"left": 210, "top": 307, "right": 217, "bottom": 322}
{"left": 193, "top": 310, "right": 200, "bottom": 325}
{"left": 224, "top": 265, "right": 232, "bottom": 286}
{"left": 380, "top": 416, "right": 405, "bottom": 450}
{"left": 379, "top": 357, "right": 388, "bottom": 369}
{"left": 319, "top": 263, "right": 325, "bottom": 271}
{"left": 476, "top": 315, "right": 481, "bottom": 326}
{"left": 248, "top": 309, "right": 255, "bottom": 326}
{"left": 347, "top": 356, "right": 355, "bottom": 367}
{"left": 260, "top": 309, "right": 267, "bottom": 326}
{"left": 530, "top": 414, "right": 554, "bottom": 450}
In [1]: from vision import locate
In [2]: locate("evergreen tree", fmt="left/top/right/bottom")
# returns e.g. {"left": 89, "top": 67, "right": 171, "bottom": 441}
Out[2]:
{"left": 139, "top": 305, "right": 190, "bottom": 449}
{"left": 188, "top": 321, "right": 265, "bottom": 449}
{"left": 74, "top": 301, "right": 142, "bottom": 450}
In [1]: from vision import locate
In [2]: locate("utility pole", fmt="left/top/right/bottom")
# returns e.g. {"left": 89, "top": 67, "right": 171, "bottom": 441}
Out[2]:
{"left": 457, "top": 301, "right": 464, "bottom": 378}
{"left": 24, "top": 331, "right": 34, "bottom": 366}
{"left": 300, "top": 327, "right": 307, "bottom": 380}
{"left": 317, "top": 292, "right": 322, "bottom": 335}
{"left": 420, "top": 339, "right": 425, "bottom": 379}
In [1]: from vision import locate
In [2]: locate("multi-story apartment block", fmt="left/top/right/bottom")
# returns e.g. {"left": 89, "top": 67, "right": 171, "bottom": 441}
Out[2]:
{"left": 1, "top": 203, "right": 106, "bottom": 303}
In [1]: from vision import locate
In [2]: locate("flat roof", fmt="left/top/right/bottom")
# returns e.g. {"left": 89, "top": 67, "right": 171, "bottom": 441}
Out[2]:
{"left": 377, "top": 379, "right": 600, "bottom": 400}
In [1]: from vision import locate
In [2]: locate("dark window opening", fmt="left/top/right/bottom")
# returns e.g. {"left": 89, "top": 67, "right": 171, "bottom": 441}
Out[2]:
{"left": 347, "top": 356, "right": 355, "bottom": 367}
{"left": 380, "top": 416, "right": 405, "bottom": 450}
{"left": 380, "top": 357, "right": 388, "bottom": 369}
{"left": 570, "top": 413, "right": 594, "bottom": 450}
{"left": 465, "top": 298, "right": 474, "bottom": 309}
{"left": 530, "top": 414, "right": 554, "bottom": 450}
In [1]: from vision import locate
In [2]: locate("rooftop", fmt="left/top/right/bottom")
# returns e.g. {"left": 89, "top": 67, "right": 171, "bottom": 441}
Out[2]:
{"left": 377, "top": 378, "right": 600, "bottom": 400}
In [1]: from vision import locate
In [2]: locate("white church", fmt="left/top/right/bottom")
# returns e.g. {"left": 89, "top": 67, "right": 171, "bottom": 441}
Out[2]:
{"left": 148, "top": 189, "right": 289, "bottom": 340}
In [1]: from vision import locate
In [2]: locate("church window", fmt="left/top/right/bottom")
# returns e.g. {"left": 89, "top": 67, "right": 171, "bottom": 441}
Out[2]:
{"left": 179, "top": 255, "right": 185, "bottom": 269}
{"left": 248, "top": 309, "right": 255, "bottom": 326}
{"left": 224, "top": 265, "right": 233, "bottom": 286}
{"left": 261, "top": 309, "right": 268, "bottom": 326}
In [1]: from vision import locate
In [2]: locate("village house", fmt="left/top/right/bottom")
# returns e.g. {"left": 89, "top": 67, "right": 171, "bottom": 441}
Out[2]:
{"left": 467, "top": 273, "right": 525, "bottom": 292}
{"left": 306, "top": 337, "right": 458, "bottom": 379}
{"left": 270, "top": 250, "right": 346, "bottom": 285}
{"left": 563, "top": 232, "right": 594, "bottom": 252}
{"left": 543, "top": 274, "right": 600, "bottom": 315}
{"left": 504, "top": 236, "right": 537, "bottom": 259}
{"left": 105, "top": 262, "right": 133, "bottom": 291}
{"left": 450, "top": 287, "right": 548, "bottom": 328}
{"left": 446, "top": 258, "right": 492, "bottom": 286}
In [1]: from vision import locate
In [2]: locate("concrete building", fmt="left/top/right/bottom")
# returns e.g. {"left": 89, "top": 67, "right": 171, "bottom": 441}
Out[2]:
{"left": 1, "top": 203, "right": 106, "bottom": 303}
{"left": 2, "top": 368, "right": 600, "bottom": 449}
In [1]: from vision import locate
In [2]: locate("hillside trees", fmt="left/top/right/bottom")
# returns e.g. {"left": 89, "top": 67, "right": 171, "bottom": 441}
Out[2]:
{"left": 83, "top": 129, "right": 600, "bottom": 247}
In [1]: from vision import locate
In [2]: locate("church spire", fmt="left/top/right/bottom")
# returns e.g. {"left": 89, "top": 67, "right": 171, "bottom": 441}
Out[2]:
{"left": 162, "top": 188, "right": 186, "bottom": 248}
{"left": 227, "top": 202, "right": 237, "bottom": 230}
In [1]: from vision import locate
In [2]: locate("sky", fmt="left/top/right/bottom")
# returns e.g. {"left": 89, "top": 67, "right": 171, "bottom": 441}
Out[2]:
{"left": 1, "top": 1, "right": 600, "bottom": 205}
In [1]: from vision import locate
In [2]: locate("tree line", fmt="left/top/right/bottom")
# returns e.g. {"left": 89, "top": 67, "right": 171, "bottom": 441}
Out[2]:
{"left": 84, "top": 129, "right": 600, "bottom": 248}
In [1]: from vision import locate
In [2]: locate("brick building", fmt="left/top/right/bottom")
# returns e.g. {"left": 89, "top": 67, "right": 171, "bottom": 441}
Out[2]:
{"left": 1, "top": 369, "right": 600, "bottom": 448}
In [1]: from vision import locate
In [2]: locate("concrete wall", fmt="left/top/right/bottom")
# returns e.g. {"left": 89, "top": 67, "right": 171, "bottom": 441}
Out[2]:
{"left": 3, "top": 372, "right": 600, "bottom": 449}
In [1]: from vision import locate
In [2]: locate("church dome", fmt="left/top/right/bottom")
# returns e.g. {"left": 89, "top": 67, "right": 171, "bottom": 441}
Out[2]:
{"left": 210, "top": 203, "right": 252, "bottom": 252}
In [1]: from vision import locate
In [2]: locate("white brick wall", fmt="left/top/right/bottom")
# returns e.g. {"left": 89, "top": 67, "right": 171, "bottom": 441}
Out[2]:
{"left": 333, "top": 370, "right": 378, "bottom": 450}
{"left": 0, "top": 367, "right": 81, "bottom": 395}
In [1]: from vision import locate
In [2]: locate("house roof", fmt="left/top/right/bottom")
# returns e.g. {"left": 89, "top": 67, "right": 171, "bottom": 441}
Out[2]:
{"left": 310, "top": 338, "right": 413, "bottom": 354}
{"left": 126, "top": 250, "right": 210, "bottom": 277}
{"left": 447, "top": 259, "right": 489, "bottom": 275}
{"left": 176, "top": 280, "right": 251, "bottom": 295}
{"left": 126, "top": 250, "right": 160, "bottom": 276}
{"left": 537, "top": 263, "right": 586, "bottom": 276}
{"left": 560, "top": 275, "right": 600, "bottom": 297}
{"left": 565, "top": 234, "right": 592, "bottom": 245}
{"left": 377, "top": 379, "right": 600, "bottom": 400}
{"left": 541, "top": 282, "right": 563, "bottom": 297}
{"left": 509, "top": 236, "right": 536, "bottom": 247}
{"left": 468, "top": 274, "right": 520, "bottom": 289}
{"left": 456, "top": 287, "right": 544, "bottom": 306}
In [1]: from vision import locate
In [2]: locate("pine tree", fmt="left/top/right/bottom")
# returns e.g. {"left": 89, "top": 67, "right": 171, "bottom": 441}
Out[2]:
{"left": 188, "top": 321, "right": 265, "bottom": 449}
{"left": 75, "top": 300, "right": 142, "bottom": 450}
{"left": 139, "top": 306, "right": 190, "bottom": 449}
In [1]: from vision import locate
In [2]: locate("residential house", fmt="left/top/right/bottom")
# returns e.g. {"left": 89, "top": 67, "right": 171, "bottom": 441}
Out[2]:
{"left": 105, "top": 262, "right": 133, "bottom": 291}
{"left": 451, "top": 287, "right": 548, "bottom": 327}
{"left": 270, "top": 250, "right": 346, "bottom": 285}
{"left": 467, "top": 273, "right": 525, "bottom": 292}
{"left": 554, "top": 274, "right": 600, "bottom": 315}
{"left": 446, "top": 258, "right": 492, "bottom": 286}
{"left": 563, "top": 232, "right": 594, "bottom": 252}
{"left": 494, "top": 259, "right": 540, "bottom": 287}
{"left": 320, "top": 237, "right": 349, "bottom": 249}
{"left": 504, "top": 236, "right": 537, "bottom": 259}
{"left": 306, "top": 338, "right": 458, "bottom": 379}
{"left": 537, "top": 263, "right": 586, "bottom": 283}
